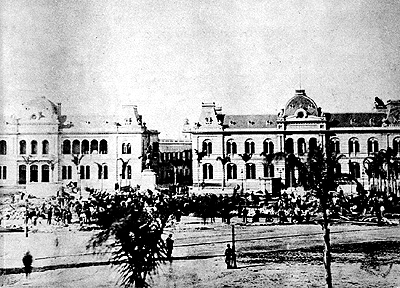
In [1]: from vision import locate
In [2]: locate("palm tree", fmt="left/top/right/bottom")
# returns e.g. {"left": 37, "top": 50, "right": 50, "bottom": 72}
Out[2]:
{"left": 43, "top": 156, "right": 58, "bottom": 183}
{"left": 363, "top": 149, "right": 391, "bottom": 193}
{"left": 21, "top": 155, "right": 38, "bottom": 185}
{"left": 328, "top": 152, "right": 347, "bottom": 181}
{"left": 216, "top": 155, "right": 230, "bottom": 190}
{"left": 363, "top": 157, "right": 376, "bottom": 188}
{"left": 238, "top": 152, "right": 252, "bottom": 163}
{"left": 238, "top": 153, "right": 253, "bottom": 194}
{"left": 88, "top": 190, "right": 174, "bottom": 287}
{"left": 95, "top": 162, "right": 107, "bottom": 190}
{"left": 306, "top": 145, "right": 338, "bottom": 288}
{"left": 71, "top": 154, "right": 85, "bottom": 196}
{"left": 22, "top": 155, "right": 38, "bottom": 166}
{"left": 118, "top": 158, "right": 131, "bottom": 187}
{"left": 272, "top": 151, "right": 304, "bottom": 188}
{"left": 381, "top": 147, "right": 396, "bottom": 194}
{"left": 194, "top": 149, "right": 207, "bottom": 189}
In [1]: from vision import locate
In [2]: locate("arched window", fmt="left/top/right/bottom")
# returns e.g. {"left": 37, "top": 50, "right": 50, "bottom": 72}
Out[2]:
{"left": 367, "top": 138, "right": 379, "bottom": 155}
{"left": 42, "top": 140, "right": 49, "bottom": 154}
{"left": 202, "top": 140, "right": 212, "bottom": 156}
{"left": 72, "top": 140, "right": 80, "bottom": 154}
{"left": 30, "top": 165, "right": 38, "bottom": 182}
{"left": 90, "top": 140, "right": 98, "bottom": 154}
{"left": 264, "top": 163, "right": 274, "bottom": 177}
{"left": 309, "top": 138, "right": 318, "bottom": 152}
{"left": 245, "top": 163, "right": 256, "bottom": 179}
{"left": 334, "top": 163, "right": 341, "bottom": 176}
{"left": 0, "top": 140, "right": 6, "bottom": 155}
{"left": 227, "top": 163, "right": 237, "bottom": 180}
{"left": 330, "top": 138, "right": 340, "bottom": 154}
{"left": 19, "top": 165, "right": 27, "bottom": 184}
{"left": 81, "top": 140, "right": 89, "bottom": 154}
{"left": 41, "top": 165, "right": 50, "bottom": 182}
{"left": 202, "top": 163, "right": 213, "bottom": 179}
{"left": 244, "top": 139, "right": 255, "bottom": 154}
{"left": 297, "top": 138, "right": 306, "bottom": 155}
{"left": 122, "top": 143, "right": 131, "bottom": 154}
{"left": 348, "top": 138, "right": 360, "bottom": 155}
{"left": 20, "top": 140, "right": 26, "bottom": 155}
{"left": 285, "top": 138, "right": 294, "bottom": 154}
{"left": 80, "top": 165, "right": 91, "bottom": 179}
{"left": 349, "top": 162, "right": 360, "bottom": 178}
{"left": 263, "top": 139, "right": 274, "bottom": 155}
{"left": 62, "top": 166, "right": 73, "bottom": 180}
{"left": 393, "top": 138, "right": 400, "bottom": 156}
{"left": 62, "top": 140, "right": 71, "bottom": 154}
{"left": 100, "top": 139, "right": 108, "bottom": 154}
{"left": 226, "top": 140, "right": 237, "bottom": 155}
{"left": 31, "top": 140, "right": 38, "bottom": 154}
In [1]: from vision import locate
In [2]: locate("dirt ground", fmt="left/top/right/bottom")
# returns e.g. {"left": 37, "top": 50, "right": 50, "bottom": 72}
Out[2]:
{"left": 2, "top": 254, "right": 400, "bottom": 287}
{"left": 1, "top": 216, "right": 400, "bottom": 287}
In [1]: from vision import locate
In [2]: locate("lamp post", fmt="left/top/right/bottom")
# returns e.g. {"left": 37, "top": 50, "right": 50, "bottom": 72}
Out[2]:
{"left": 277, "top": 167, "right": 283, "bottom": 194}
{"left": 115, "top": 122, "right": 121, "bottom": 192}
{"left": 231, "top": 224, "right": 237, "bottom": 269}
{"left": 240, "top": 169, "right": 244, "bottom": 194}
{"left": 25, "top": 199, "right": 29, "bottom": 237}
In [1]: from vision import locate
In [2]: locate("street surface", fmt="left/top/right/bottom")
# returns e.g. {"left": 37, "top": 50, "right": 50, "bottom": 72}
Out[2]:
{"left": 1, "top": 216, "right": 400, "bottom": 287}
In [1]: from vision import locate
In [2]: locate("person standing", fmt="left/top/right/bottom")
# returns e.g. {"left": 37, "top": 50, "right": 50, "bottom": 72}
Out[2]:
{"left": 22, "top": 251, "right": 33, "bottom": 279}
{"left": 225, "top": 244, "right": 233, "bottom": 269}
{"left": 166, "top": 234, "right": 174, "bottom": 262}
{"left": 47, "top": 205, "right": 52, "bottom": 225}
{"left": 242, "top": 207, "right": 248, "bottom": 223}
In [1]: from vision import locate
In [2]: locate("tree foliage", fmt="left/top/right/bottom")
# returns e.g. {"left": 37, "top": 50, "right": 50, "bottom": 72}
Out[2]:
{"left": 238, "top": 153, "right": 252, "bottom": 163}
{"left": 194, "top": 149, "right": 207, "bottom": 163}
{"left": 87, "top": 191, "right": 174, "bottom": 287}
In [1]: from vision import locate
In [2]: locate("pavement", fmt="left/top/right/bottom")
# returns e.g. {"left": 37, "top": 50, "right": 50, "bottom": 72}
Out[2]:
{"left": 1, "top": 214, "right": 400, "bottom": 275}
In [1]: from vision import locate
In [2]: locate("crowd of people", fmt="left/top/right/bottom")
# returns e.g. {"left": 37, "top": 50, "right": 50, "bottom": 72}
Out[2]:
{"left": 2, "top": 183, "right": 399, "bottom": 232}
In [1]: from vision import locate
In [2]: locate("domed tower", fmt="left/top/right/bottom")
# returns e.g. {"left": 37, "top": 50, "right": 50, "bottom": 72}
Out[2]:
{"left": 15, "top": 96, "right": 61, "bottom": 194}
{"left": 282, "top": 89, "right": 319, "bottom": 118}
{"left": 19, "top": 96, "right": 60, "bottom": 124}
{"left": 276, "top": 89, "right": 327, "bottom": 187}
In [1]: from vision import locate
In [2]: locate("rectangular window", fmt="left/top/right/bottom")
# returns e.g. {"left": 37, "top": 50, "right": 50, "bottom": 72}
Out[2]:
{"left": 127, "top": 165, "right": 132, "bottom": 179}
{"left": 0, "top": 166, "right": 6, "bottom": 179}
{"left": 80, "top": 165, "right": 85, "bottom": 179}
{"left": 62, "top": 166, "right": 67, "bottom": 180}
{"left": 98, "top": 165, "right": 102, "bottom": 179}
{"left": 104, "top": 166, "right": 108, "bottom": 179}
{"left": 68, "top": 166, "right": 72, "bottom": 179}
{"left": 62, "top": 166, "right": 73, "bottom": 180}
{"left": 85, "top": 166, "right": 90, "bottom": 179}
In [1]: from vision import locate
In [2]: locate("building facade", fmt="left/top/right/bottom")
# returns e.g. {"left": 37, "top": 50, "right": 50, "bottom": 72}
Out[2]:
{"left": 158, "top": 138, "right": 192, "bottom": 186}
{"left": 0, "top": 96, "right": 159, "bottom": 195}
{"left": 190, "top": 89, "right": 400, "bottom": 194}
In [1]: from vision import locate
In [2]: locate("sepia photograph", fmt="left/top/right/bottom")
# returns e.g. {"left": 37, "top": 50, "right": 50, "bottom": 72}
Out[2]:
{"left": 1, "top": 0, "right": 400, "bottom": 287}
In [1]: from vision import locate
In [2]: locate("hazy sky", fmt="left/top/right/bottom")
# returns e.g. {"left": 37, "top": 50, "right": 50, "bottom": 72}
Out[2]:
{"left": 1, "top": 0, "right": 400, "bottom": 137}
